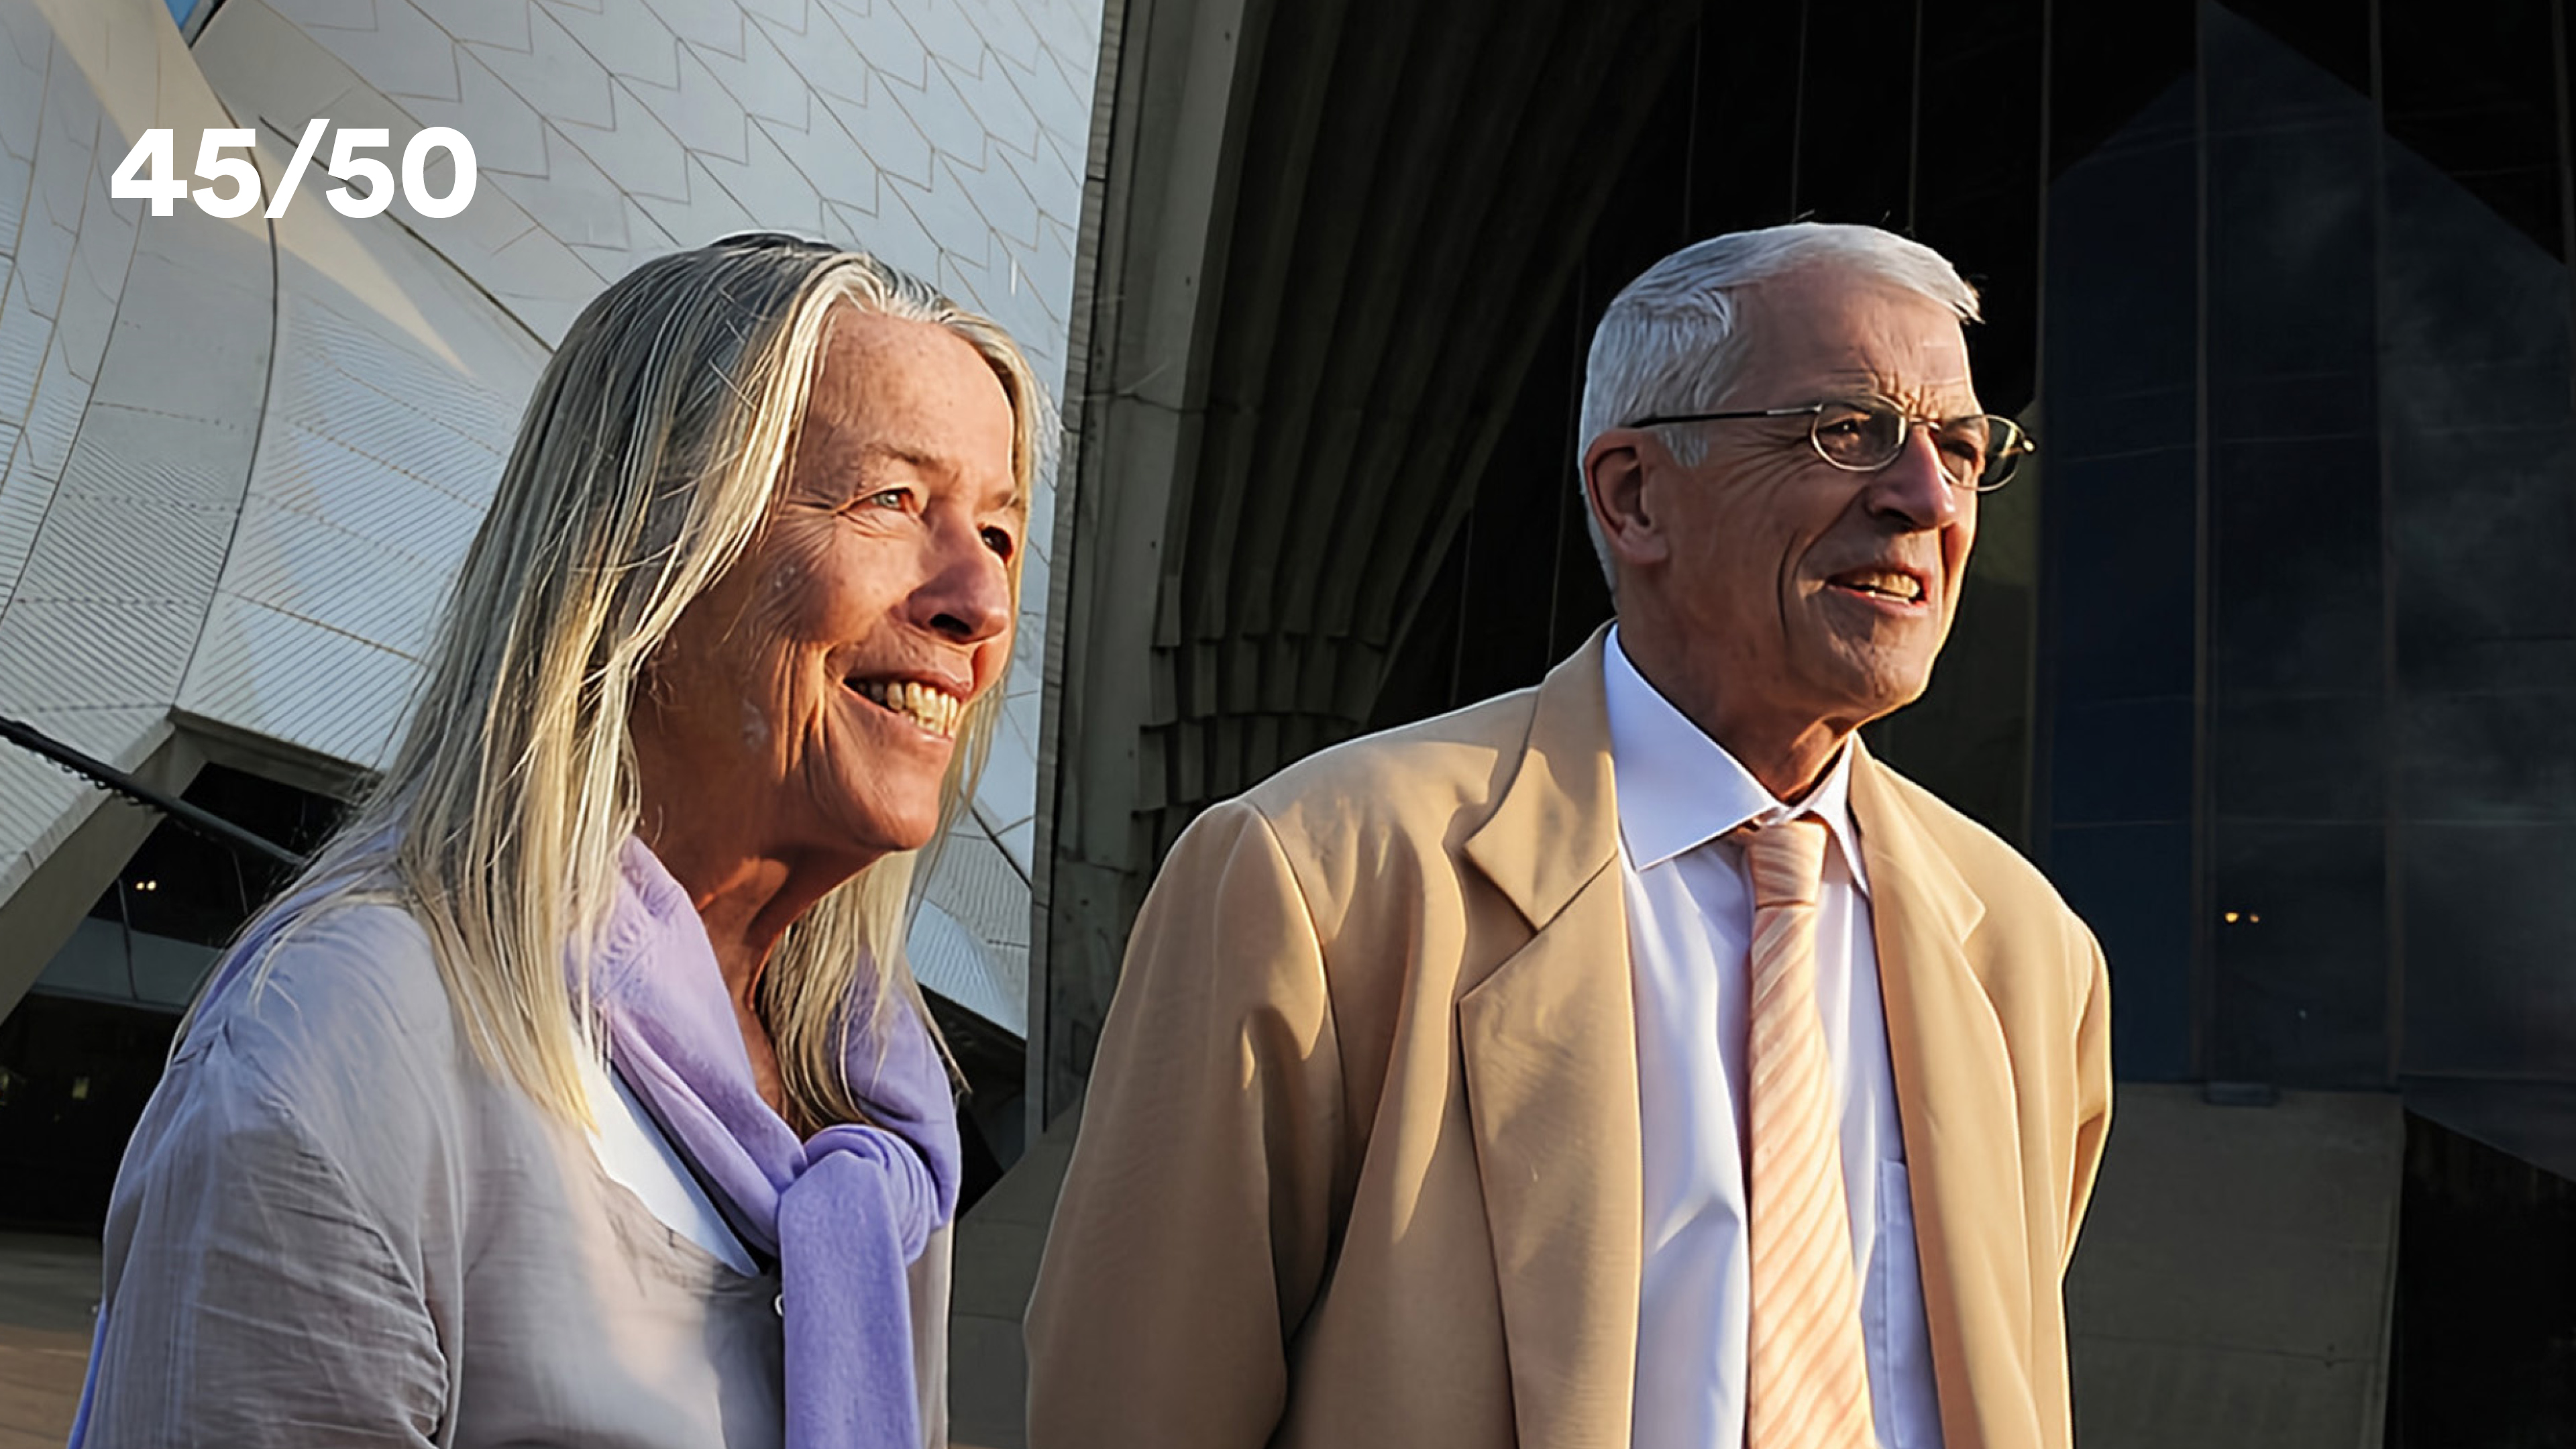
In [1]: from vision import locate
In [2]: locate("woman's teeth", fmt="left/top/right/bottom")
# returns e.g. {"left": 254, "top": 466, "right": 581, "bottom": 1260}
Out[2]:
{"left": 853, "top": 679, "right": 963, "bottom": 737}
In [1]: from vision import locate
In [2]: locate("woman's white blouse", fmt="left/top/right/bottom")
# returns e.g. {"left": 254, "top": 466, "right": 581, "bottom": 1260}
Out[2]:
{"left": 82, "top": 901, "right": 951, "bottom": 1448}
{"left": 579, "top": 1051, "right": 757, "bottom": 1274}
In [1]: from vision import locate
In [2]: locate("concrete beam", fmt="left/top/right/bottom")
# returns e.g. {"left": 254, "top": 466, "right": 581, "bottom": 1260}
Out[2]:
{"left": 1030, "top": 0, "right": 1269, "bottom": 1133}
{"left": 0, "top": 729, "right": 205, "bottom": 1021}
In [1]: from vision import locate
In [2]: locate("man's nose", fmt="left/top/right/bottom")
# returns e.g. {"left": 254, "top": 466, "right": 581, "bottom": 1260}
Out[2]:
{"left": 1865, "top": 422, "right": 1966, "bottom": 531}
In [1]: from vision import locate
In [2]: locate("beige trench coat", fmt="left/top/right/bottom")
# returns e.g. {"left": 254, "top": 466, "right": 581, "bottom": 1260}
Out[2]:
{"left": 1026, "top": 630, "right": 2112, "bottom": 1449}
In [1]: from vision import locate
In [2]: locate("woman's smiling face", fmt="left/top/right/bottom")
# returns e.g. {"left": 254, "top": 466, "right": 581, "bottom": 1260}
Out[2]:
{"left": 637, "top": 309, "right": 1021, "bottom": 865}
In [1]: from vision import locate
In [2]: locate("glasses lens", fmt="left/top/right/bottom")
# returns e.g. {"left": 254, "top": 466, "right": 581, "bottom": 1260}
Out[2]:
{"left": 1807, "top": 405, "right": 2031, "bottom": 489}
{"left": 1932, "top": 415, "right": 1993, "bottom": 486}
{"left": 1972, "top": 415, "right": 2029, "bottom": 490}
{"left": 1812, "top": 402, "right": 1903, "bottom": 470}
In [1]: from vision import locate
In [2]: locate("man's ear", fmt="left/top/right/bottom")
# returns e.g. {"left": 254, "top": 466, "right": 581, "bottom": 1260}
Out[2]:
{"left": 1583, "top": 429, "right": 1670, "bottom": 571}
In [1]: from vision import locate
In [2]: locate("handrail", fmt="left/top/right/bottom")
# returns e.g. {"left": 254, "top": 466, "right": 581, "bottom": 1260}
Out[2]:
{"left": 0, "top": 715, "right": 304, "bottom": 869}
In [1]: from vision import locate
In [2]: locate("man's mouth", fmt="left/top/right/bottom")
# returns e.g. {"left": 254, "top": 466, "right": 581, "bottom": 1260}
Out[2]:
{"left": 847, "top": 678, "right": 965, "bottom": 738}
{"left": 1827, "top": 567, "right": 1929, "bottom": 605}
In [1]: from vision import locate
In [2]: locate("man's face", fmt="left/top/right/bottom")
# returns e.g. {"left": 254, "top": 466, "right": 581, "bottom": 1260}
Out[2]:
{"left": 1635, "top": 268, "right": 1982, "bottom": 735}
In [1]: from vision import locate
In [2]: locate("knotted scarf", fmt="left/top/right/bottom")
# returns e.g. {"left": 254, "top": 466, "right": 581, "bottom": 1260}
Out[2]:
{"left": 594, "top": 838, "right": 962, "bottom": 1449}
{"left": 72, "top": 841, "right": 959, "bottom": 1448}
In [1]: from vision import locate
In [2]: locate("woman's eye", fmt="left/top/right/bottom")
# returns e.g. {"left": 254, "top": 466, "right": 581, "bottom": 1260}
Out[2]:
{"left": 981, "top": 526, "right": 1016, "bottom": 561}
{"left": 860, "top": 488, "right": 909, "bottom": 511}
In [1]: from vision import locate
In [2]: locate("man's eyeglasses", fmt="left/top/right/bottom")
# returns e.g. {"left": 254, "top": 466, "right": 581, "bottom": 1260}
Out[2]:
{"left": 1625, "top": 399, "right": 2036, "bottom": 492}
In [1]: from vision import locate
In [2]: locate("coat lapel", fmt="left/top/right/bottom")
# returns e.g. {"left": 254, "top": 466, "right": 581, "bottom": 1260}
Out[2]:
{"left": 1849, "top": 745, "right": 2041, "bottom": 1449}
{"left": 1456, "top": 630, "right": 1643, "bottom": 1449}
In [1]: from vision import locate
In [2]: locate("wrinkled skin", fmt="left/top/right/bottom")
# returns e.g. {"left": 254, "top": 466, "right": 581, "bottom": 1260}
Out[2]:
{"left": 631, "top": 309, "right": 1020, "bottom": 1110}
{"left": 1584, "top": 266, "right": 1980, "bottom": 800}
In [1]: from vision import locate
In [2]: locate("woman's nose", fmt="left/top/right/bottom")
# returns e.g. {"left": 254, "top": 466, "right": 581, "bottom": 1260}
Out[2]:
{"left": 914, "top": 525, "right": 1013, "bottom": 645}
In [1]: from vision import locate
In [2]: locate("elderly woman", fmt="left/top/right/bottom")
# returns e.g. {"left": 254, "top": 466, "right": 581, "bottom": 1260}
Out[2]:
{"left": 68, "top": 235, "right": 1045, "bottom": 1447}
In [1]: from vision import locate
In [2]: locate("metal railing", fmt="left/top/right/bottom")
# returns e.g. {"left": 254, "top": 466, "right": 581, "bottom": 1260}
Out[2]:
{"left": 0, "top": 715, "right": 303, "bottom": 869}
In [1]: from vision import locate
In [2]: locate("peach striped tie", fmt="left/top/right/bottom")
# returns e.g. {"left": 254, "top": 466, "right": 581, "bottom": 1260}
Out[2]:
{"left": 1733, "top": 816, "right": 1877, "bottom": 1449}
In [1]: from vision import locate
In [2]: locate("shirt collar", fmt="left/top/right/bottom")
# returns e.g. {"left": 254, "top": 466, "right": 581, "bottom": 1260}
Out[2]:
{"left": 1601, "top": 625, "right": 1870, "bottom": 896}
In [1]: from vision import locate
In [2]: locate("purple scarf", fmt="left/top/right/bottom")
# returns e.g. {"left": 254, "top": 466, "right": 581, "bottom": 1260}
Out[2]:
{"left": 595, "top": 839, "right": 962, "bottom": 1449}
{"left": 73, "top": 843, "right": 960, "bottom": 1448}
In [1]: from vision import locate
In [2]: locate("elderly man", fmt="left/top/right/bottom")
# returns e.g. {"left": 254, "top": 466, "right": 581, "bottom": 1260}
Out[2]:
{"left": 1026, "top": 223, "right": 2112, "bottom": 1449}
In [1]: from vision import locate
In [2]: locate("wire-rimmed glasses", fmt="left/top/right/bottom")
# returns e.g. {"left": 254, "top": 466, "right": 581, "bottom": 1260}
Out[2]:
{"left": 1626, "top": 398, "right": 2035, "bottom": 492}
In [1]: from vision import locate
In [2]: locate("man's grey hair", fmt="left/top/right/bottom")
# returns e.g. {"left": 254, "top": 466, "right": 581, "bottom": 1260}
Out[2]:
{"left": 1576, "top": 221, "right": 1982, "bottom": 586}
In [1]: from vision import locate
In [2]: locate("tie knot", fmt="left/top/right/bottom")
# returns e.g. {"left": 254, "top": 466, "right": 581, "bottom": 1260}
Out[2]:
{"left": 1728, "top": 815, "right": 1830, "bottom": 909}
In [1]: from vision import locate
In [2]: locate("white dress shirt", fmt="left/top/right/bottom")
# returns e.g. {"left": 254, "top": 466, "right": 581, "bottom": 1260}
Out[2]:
{"left": 1607, "top": 628, "right": 1941, "bottom": 1449}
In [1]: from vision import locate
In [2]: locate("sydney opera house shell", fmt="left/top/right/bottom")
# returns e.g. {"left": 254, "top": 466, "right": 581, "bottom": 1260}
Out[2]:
{"left": 0, "top": 0, "right": 1100, "bottom": 1122}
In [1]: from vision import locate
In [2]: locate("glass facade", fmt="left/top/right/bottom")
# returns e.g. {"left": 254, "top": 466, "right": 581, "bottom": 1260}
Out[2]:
{"left": 1334, "top": 13, "right": 2576, "bottom": 1421}
{"left": 1383, "top": 0, "right": 2576, "bottom": 1132}
{"left": 1358, "top": 9, "right": 2576, "bottom": 1430}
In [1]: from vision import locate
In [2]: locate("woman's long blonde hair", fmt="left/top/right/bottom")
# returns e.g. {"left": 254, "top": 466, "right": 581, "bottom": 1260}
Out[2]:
{"left": 214, "top": 235, "right": 1048, "bottom": 1132}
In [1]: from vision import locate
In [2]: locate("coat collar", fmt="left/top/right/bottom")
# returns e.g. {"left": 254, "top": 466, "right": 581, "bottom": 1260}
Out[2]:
{"left": 1845, "top": 736, "right": 1982, "bottom": 940}
{"left": 1463, "top": 627, "right": 1621, "bottom": 932}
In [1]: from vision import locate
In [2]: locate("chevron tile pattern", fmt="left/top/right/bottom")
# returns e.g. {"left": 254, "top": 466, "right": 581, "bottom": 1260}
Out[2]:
{"left": 1, "top": 0, "right": 1101, "bottom": 1037}
{"left": 0, "top": 0, "right": 272, "bottom": 900}
{"left": 174, "top": 197, "right": 546, "bottom": 767}
{"left": 186, "top": 0, "right": 1098, "bottom": 889}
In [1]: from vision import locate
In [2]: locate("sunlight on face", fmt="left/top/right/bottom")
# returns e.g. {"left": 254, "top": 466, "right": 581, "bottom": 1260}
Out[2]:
{"left": 1650, "top": 268, "right": 1981, "bottom": 733}
{"left": 639, "top": 310, "right": 1022, "bottom": 864}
